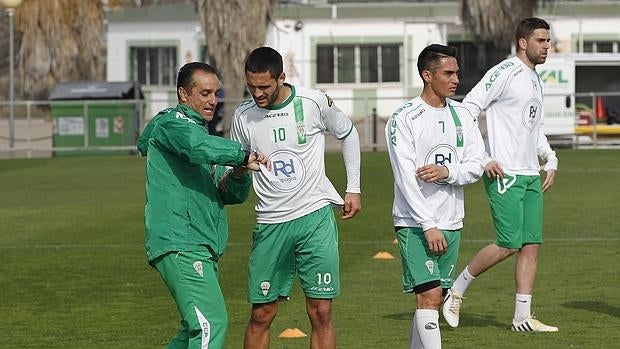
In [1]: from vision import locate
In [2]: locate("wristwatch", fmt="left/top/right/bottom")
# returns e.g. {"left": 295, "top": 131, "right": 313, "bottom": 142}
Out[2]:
{"left": 242, "top": 150, "right": 251, "bottom": 167}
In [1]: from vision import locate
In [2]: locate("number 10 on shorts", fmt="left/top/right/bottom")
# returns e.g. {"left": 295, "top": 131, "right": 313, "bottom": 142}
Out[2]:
{"left": 317, "top": 273, "right": 332, "bottom": 285}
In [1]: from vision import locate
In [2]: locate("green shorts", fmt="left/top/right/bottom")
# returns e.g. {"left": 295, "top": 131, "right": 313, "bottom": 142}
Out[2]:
{"left": 153, "top": 250, "right": 228, "bottom": 349}
{"left": 396, "top": 227, "right": 461, "bottom": 292}
{"left": 483, "top": 174, "right": 543, "bottom": 249}
{"left": 247, "top": 205, "right": 340, "bottom": 303}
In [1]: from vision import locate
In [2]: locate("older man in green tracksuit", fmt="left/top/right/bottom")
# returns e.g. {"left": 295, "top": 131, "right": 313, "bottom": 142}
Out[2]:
{"left": 137, "top": 62, "right": 268, "bottom": 349}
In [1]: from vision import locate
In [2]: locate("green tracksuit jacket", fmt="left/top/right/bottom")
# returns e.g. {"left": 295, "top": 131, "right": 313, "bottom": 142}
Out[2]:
{"left": 137, "top": 104, "right": 251, "bottom": 263}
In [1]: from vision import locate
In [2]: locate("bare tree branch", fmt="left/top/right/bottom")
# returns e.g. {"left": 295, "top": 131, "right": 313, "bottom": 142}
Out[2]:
{"left": 460, "top": 0, "right": 538, "bottom": 49}
{"left": 195, "top": 0, "right": 275, "bottom": 134}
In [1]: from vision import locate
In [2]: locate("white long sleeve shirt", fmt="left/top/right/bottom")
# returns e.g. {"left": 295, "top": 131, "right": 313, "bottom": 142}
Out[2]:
{"left": 386, "top": 97, "right": 485, "bottom": 231}
{"left": 463, "top": 56, "right": 558, "bottom": 175}
{"left": 231, "top": 84, "right": 361, "bottom": 224}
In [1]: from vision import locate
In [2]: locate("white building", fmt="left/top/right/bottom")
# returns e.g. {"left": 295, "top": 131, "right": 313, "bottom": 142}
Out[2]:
{"left": 106, "top": 1, "right": 620, "bottom": 130}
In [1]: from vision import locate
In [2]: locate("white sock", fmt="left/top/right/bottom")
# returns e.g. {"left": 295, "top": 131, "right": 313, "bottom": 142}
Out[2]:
{"left": 514, "top": 293, "right": 532, "bottom": 322}
{"left": 413, "top": 309, "right": 441, "bottom": 349}
{"left": 452, "top": 266, "right": 476, "bottom": 295}
{"left": 409, "top": 312, "right": 423, "bottom": 349}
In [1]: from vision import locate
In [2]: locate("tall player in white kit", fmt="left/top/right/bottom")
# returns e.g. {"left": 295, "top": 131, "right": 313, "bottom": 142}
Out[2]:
{"left": 442, "top": 17, "right": 559, "bottom": 333}
{"left": 231, "top": 46, "right": 361, "bottom": 349}
{"left": 386, "top": 44, "right": 485, "bottom": 348}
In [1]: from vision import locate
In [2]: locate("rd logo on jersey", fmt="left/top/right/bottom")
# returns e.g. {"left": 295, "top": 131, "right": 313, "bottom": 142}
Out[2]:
{"left": 521, "top": 98, "right": 542, "bottom": 132}
{"left": 268, "top": 150, "right": 306, "bottom": 192}
{"left": 424, "top": 144, "right": 459, "bottom": 185}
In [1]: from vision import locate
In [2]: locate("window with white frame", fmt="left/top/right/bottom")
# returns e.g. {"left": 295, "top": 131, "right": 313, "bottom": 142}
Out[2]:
{"left": 130, "top": 46, "right": 177, "bottom": 86}
{"left": 583, "top": 41, "right": 618, "bottom": 53}
{"left": 316, "top": 43, "right": 402, "bottom": 84}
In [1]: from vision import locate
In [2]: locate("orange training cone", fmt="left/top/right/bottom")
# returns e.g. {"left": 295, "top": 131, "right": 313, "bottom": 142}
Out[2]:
{"left": 278, "top": 328, "right": 307, "bottom": 338}
{"left": 373, "top": 251, "right": 395, "bottom": 260}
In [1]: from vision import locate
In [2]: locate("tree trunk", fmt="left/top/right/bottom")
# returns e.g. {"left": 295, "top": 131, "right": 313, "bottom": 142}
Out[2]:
{"left": 195, "top": 0, "right": 275, "bottom": 135}
{"left": 13, "top": 0, "right": 106, "bottom": 100}
{"left": 460, "top": 0, "right": 538, "bottom": 49}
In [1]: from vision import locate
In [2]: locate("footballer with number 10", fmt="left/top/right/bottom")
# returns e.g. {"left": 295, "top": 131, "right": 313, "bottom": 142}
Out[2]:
{"left": 231, "top": 46, "right": 362, "bottom": 349}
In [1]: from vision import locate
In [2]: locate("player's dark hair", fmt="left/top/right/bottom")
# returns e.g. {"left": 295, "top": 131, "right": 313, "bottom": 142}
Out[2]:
{"left": 417, "top": 44, "right": 458, "bottom": 80}
{"left": 176, "top": 62, "right": 218, "bottom": 102}
{"left": 245, "top": 46, "right": 283, "bottom": 79}
{"left": 515, "top": 17, "right": 550, "bottom": 45}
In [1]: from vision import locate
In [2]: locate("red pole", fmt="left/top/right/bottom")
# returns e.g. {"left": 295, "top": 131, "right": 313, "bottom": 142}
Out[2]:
{"left": 595, "top": 96, "right": 607, "bottom": 120}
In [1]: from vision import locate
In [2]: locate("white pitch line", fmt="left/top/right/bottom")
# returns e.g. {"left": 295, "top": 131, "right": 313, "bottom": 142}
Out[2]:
{"left": 331, "top": 237, "right": 620, "bottom": 245}
{"left": 559, "top": 168, "right": 620, "bottom": 173}
{"left": 0, "top": 237, "right": 618, "bottom": 250}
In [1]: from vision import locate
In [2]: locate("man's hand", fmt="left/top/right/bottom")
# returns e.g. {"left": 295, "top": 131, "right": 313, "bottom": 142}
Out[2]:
{"left": 245, "top": 151, "right": 270, "bottom": 172}
{"left": 341, "top": 192, "right": 361, "bottom": 219}
{"left": 424, "top": 227, "right": 447, "bottom": 255}
{"left": 485, "top": 160, "right": 505, "bottom": 179}
{"left": 542, "top": 169, "right": 556, "bottom": 192}
{"left": 416, "top": 164, "right": 449, "bottom": 183}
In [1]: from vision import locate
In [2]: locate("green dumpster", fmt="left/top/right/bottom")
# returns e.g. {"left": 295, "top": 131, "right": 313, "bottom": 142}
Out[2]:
{"left": 49, "top": 81, "right": 143, "bottom": 156}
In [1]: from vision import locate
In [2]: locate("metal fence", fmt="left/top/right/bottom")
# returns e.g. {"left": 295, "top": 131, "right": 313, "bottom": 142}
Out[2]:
{"left": 0, "top": 99, "right": 145, "bottom": 159}
{"left": 570, "top": 91, "right": 620, "bottom": 148}
{"left": 1, "top": 93, "right": 619, "bottom": 159}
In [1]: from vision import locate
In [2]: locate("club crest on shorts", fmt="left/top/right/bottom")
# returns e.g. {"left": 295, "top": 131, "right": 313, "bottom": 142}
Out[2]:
{"left": 425, "top": 260, "right": 434, "bottom": 274}
{"left": 193, "top": 261, "right": 203, "bottom": 277}
{"left": 260, "top": 281, "right": 271, "bottom": 296}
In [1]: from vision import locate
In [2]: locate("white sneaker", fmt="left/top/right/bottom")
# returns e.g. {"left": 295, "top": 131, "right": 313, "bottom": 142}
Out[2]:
{"left": 442, "top": 289, "right": 463, "bottom": 328}
{"left": 510, "top": 315, "right": 558, "bottom": 332}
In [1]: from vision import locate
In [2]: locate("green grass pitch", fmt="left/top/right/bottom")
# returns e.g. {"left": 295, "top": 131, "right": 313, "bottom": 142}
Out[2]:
{"left": 1, "top": 149, "right": 619, "bottom": 348}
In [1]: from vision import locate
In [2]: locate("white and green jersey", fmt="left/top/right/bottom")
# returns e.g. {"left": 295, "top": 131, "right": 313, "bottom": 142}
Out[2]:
{"left": 463, "top": 56, "right": 558, "bottom": 175}
{"left": 231, "top": 84, "right": 356, "bottom": 224}
{"left": 386, "top": 97, "right": 485, "bottom": 231}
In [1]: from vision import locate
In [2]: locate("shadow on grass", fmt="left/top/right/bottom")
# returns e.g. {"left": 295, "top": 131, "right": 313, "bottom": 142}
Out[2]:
{"left": 563, "top": 301, "right": 620, "bottom": 319}
{"left": 382, "top": 312, "right": 507, "bottom": 328}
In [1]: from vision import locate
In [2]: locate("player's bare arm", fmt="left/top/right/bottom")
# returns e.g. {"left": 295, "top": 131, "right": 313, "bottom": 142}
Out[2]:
{"left": 424, "top": 227, "right": 447, "bottom": 255}
{"left": 485, "top": 160, "right": 505, "bottom": 179}
{"left": 542, "top": 169, "right": 556, "bottom": 192}
{"left": 341, "top": 192, "right": 361, "bottom": 219}
{"left": 243, "top": 151, "right": 271, "bottom": 172}
{"left": 416, "top": 164, "right": 449, "bottom": 183}
{"left": 219, "top": 152, "right": 270, "bottom": 192}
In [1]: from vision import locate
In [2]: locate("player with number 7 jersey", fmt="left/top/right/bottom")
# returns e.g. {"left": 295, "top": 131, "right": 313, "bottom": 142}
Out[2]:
{"left": 385, "top": 44, "right": 485, "bottom": 349}
{"left": 386, "top": 96, "right": 486, "bottom": 232}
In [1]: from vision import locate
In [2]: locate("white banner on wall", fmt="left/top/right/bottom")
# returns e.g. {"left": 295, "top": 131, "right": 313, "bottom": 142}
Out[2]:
{"left": 538, "top": 58, "right": 576, "bottom": 135}
{"left": 96, "top": 118, "right": 109, "bottom": 138}
{"left": 57, "top": 117, "right": 84, "bottom": 136}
